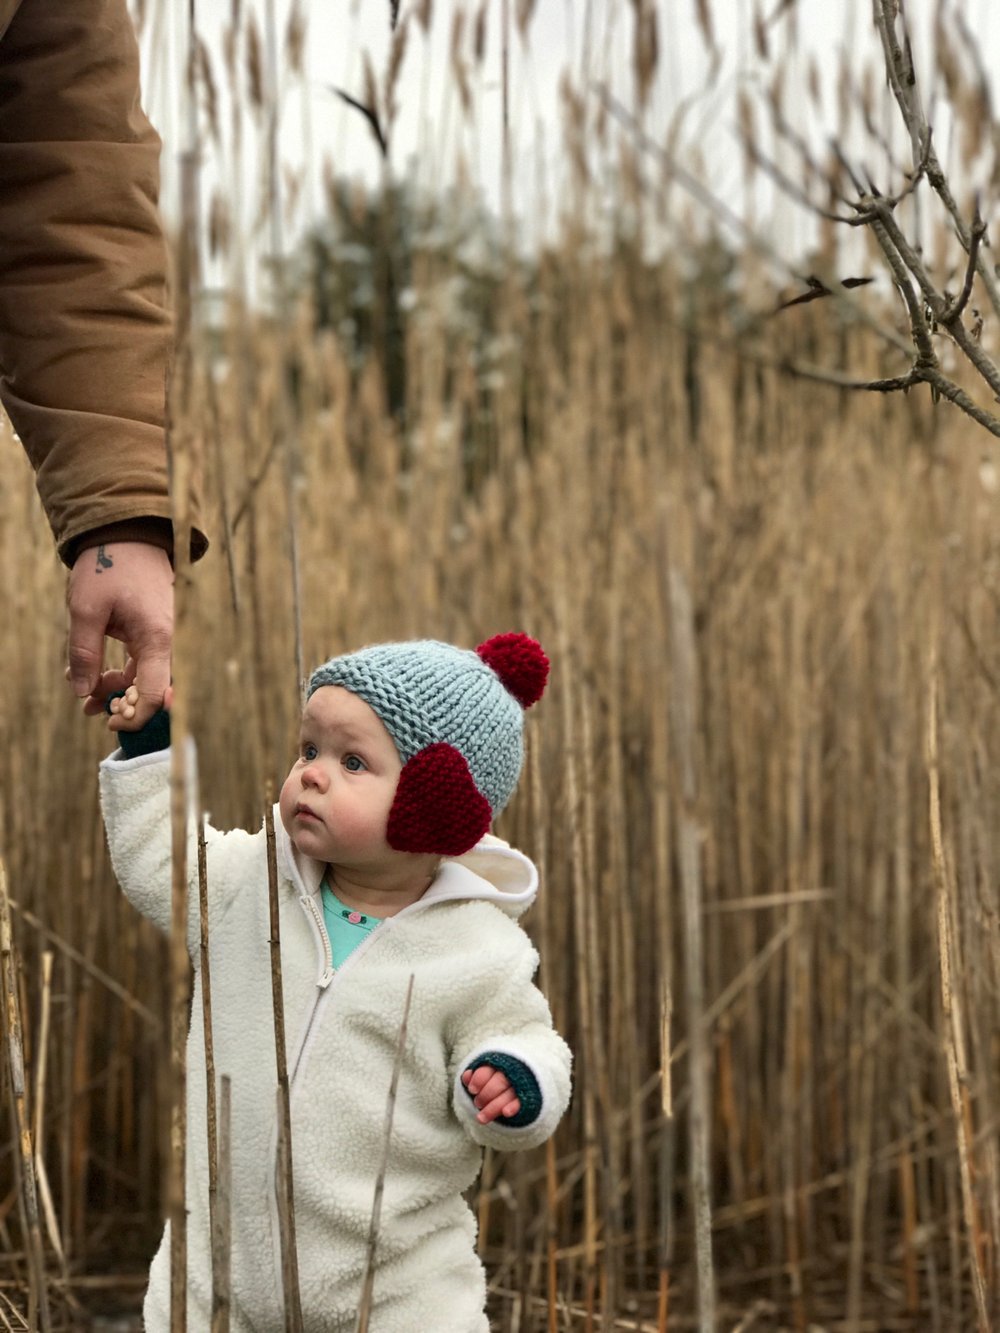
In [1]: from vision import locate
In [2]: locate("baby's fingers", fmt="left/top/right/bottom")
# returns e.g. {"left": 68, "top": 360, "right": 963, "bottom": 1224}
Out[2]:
{"left": 462, "top": 1066, "right": 494, "bottom": 1098}
{"left": 106, "top": 685, "right": 143, "bottom": 731}
{"left": 467, "top": 1069, "right": 510, "bottom": 1108}
{"left": 476, "top": 1091, "right": 521, "bottom": 1124}
{"left": 77, "top": 667, "right": 133, "bottom": 716}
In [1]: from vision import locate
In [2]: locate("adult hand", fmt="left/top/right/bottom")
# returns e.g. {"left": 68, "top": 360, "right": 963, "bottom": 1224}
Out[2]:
{"left": 66, "top": 541, "right": 174, "bottom": 730}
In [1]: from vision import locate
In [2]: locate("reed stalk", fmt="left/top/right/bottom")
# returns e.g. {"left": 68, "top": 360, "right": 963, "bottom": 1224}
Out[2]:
{"left": 926, "top": 659, "right": 990, "bottom": 1332}
{"left": 265, "top": 798, "right": 303, "bottom": 1332}
{"left": 211, "top": 1074, "right": 232, "bottom": 1333}
{"left": 667, "top": 559, "right": 715, "bottom": 1332}
{"left": 198, "top": 814, "right": 220, "bottom": 1290}
{"left": 0, "top": 862, "right": 50, "bottom": 1332}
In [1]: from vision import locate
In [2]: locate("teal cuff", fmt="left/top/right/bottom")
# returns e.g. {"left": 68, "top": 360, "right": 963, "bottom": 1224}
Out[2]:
{"left": 464, "top": 1050, "right": 542, "bottom": 1128}
{"left": 106, "top": 692, "right": 172, "bottom": 758}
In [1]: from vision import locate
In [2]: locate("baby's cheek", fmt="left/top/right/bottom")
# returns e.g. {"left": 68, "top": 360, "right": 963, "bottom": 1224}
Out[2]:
{"left": 334, "top": 806, "right": 381, "bottom": 847}
{"left": 277, "top": 775, "right": 298, "bottom": 833}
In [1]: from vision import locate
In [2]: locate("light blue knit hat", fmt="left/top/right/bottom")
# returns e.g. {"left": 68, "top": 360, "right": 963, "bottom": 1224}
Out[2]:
{"left": 306, "top": 633, "right": 549, "bottom": 855}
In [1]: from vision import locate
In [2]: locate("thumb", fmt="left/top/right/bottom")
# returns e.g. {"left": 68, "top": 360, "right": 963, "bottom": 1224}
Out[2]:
{"left": 128, "top": 647, "right": 173, "bottom": 728}
{"left": 67, "top": 612, "right": 106, "bottom": 698}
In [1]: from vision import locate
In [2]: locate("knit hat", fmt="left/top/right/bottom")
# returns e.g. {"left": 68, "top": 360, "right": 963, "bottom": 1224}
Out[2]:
{"left": 306, "top": 633, "right": 549, "bottom": 856}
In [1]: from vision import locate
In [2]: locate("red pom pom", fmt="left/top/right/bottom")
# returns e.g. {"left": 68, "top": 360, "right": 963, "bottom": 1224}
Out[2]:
{"left": 387, "top": 743, "right": 493, "bottom": 856}
{"left": 476, "top": 633, "right": 549, "bottom": 708}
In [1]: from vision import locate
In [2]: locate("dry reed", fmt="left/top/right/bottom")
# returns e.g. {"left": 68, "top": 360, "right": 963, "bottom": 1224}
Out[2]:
{"left": 3, "top": 1, "right": 1000, "bottom": 1329}
{"left": 6, "top": 228, "right": 999, "bottom": 1331}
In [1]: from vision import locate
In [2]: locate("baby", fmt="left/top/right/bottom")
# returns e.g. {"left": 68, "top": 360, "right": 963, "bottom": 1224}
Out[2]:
{"left": 98, "top": 632, "right": 572, "bottom": 1332}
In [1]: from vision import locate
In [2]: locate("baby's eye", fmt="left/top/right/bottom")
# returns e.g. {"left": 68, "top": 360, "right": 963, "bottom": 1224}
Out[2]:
{"left": 301, "top": 742, "right": 318, "bottom": 762}
{"left": 343, "top": 754, "right": 367, "bottom": 773}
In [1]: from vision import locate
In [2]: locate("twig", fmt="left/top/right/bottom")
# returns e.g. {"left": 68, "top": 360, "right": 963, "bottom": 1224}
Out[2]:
{"left": 31, "top": 953, "right": 52, "bottom": 1157}
{"left": 265, "top": 798, "right": 303, "bottom": 1332}
{"left": 657, "top": 982, "right": 674, "bottom": 1333}
{"left": 31, "top": 954, "right": 65, "bottom": 1269}
{"left": 743, "top": 140, "right": 871, "bottom": 227}
{"left": 0, "top": 861, "right": 51, "bottom": 1332}
{"left": 666, "top": 564, "right": 715, "bottom": 1331}
{"left": 866, "top": 205, "right": 937, "bottom": 363}
{"left": 926, "top": 658, "right": 990, "bottom": 1332}
{"left": 940, "top": 206, "right": 986, "bottom": 325}
{"left": 596, "top": 85, "right": 913, "bottom": 359}
{"left": 211, "top": 1074, "right": 232, "bottom": 1333}
{"left": 873, "top": 0, "right": 1000, "bottom": 322}
{"left": 163, "top": 0, "right": 203, "bottom": 1322}
{"left": 546, "top": 1137, "right": 559, "bottom": 1333}
{"left": 355, "top": 974, "right": 415, "bottom": 1333}
{"left": 330, "top": 88, "right": 388, "bottom": 158}
{"left": 206, "top": 371, "right": 241, "bottom": 615}
{"left": 730, "top": 1299, "right": 778, "bottom": 1333}
{"left": 264, "top": 0, "right": 305, "bottom": 695}
{"left": 230, "top": 431, "right": 282, "bottom": 533}
{"left": 166, "top": 536, "right": 192, "bottom": 1333}
{"left": 198, "top": 814, "right": 220, "bottom": 1300}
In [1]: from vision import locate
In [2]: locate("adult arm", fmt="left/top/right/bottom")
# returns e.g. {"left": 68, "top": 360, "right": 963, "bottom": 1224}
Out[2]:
{"left": 0, "top": 0, "right": 208, "bottom": 566}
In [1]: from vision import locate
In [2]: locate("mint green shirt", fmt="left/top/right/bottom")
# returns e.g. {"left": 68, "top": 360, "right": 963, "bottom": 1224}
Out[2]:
{"left": 320, "top": 878, "right": 381, "bottom": 970}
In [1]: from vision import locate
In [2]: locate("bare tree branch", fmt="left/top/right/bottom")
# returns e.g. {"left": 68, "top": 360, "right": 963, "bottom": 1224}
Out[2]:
{"left": 866, "top": 208, "right": 937, "bottom": 363}
{"left": 596, "top": 85, "right": 913, "bottom": 359}
{"left": 330, "top": 87, "right": 388, "bottom": 158}
{"left": 873, "top": 0, "right": 1000, "bottom": 322}
{"left": 941, "top": 205, "right": 988, "bottom": 323}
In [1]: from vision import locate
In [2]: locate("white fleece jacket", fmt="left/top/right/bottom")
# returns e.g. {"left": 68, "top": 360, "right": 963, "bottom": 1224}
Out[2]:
{"left": 99, "top": 745, "right": 572, "bottom": 1333}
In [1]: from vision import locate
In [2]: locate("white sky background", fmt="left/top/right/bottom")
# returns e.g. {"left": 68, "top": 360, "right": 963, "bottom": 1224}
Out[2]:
{"left": 135, "top": 0, "right": 1000, "bottom": 291}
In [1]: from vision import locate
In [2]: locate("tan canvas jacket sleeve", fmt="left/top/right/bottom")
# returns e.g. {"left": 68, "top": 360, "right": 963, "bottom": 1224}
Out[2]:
{"left": 0, "top": 0, "right": 207, "bottom": 566}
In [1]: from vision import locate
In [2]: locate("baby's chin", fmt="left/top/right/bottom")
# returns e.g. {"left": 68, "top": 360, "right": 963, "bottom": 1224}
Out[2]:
{"left": 283, "top": 818, "right": 332, "bottom": 861}
{"left": 291, "top": 828, "right": 331, "bottom": 856}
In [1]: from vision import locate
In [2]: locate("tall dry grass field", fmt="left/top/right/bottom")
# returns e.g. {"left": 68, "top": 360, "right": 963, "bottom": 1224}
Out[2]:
{"left": 4, "top": 238, "right": 1000, "bottom": 1330}
{"left": 4, "top": 2, "right": 1000, "bottom": 1330}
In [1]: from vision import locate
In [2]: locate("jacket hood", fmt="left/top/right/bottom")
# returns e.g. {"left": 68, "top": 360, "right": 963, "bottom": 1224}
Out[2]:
{"left": 274, "top": 814, "right": 538, "bottom": 920}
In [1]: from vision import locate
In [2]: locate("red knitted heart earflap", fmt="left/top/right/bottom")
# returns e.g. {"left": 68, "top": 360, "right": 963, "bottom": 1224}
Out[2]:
{"left": 476, "top": 633, "right": 549, "bottom": 708}
{"left": 386, "top": 742, "right": 493, "bottom": 856}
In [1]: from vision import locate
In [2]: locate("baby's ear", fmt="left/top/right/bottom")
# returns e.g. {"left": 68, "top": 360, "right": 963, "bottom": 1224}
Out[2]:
{"left": 387, "top": 743, "right": 491, "bottom": 856}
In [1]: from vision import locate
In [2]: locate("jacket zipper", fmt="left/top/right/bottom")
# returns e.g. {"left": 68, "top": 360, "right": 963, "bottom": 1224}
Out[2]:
{"left": 301, "top": 895, "right": 335, "bottom": 988}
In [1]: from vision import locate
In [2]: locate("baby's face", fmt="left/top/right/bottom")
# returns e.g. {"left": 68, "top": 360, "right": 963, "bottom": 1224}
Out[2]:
{"left": 279, "top": 686, "right": 403, "bottom": 872}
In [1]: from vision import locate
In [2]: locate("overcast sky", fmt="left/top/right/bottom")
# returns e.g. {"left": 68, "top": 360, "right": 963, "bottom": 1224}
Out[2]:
{"left": 136, "top": 0, "right": 1000, "bottom": 274}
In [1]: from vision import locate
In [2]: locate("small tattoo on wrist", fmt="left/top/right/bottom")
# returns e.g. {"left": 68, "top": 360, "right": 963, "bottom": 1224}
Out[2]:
{"left": 95, "top": 545, "right": 113, "bottom": 573}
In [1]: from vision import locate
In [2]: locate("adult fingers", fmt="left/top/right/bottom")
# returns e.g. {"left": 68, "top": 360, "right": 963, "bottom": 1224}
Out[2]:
{"left": 66, "top": 600, "right": 106, "bottom": 697}
{"left": 79, "top": 667, "right": 132, "bottom": 715}
{"left": 125, "top": 645, "right": 172, "bottom": 729}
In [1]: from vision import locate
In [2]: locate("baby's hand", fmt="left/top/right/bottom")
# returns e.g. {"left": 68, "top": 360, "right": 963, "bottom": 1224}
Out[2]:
{"left": 76, "top": 655, "right": 173, "bottom": 733}
{"left": 461, "top": 1065, "right": 521, "bottom": 1124}
{"left": 108, "top": 684, "right": 141, "bottom": 724}
{"left": 107, "top": 682, "right": 174, "bottom": 729}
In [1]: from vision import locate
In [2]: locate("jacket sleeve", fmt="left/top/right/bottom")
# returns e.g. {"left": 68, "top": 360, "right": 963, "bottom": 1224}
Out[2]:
{"left": 446, "top": 927, "right": 572, "bottom": 1152}
{"left": 99, "top": 745, "right": 259, "bottom": 963}
{"left": 0, "top": 0, "right": 207, "bottom": 566}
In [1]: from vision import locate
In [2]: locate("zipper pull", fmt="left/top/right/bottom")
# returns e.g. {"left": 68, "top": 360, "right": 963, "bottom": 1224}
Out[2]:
{"left": 318, "top": 968, "right": 335, "bottom": 990}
